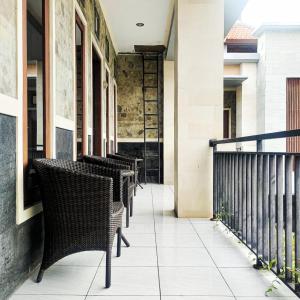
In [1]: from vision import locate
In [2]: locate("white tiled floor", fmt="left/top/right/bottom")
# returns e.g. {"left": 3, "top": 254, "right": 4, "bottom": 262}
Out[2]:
{"left": 11, "top": 184, "right": 298, "bottom": 300}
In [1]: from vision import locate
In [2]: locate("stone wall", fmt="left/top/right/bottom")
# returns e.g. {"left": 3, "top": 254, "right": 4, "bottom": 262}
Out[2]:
{"left": 117, "top": 54, "right": 163, "bottom": 139}
{"left": 0, "top": 114, "right": 43, "bottom": 300}
{"left": 56, "top": 127, "right": 73, "bottom": 159}
{"left": 56, "top": 0, "right": 117, "bottom": 126}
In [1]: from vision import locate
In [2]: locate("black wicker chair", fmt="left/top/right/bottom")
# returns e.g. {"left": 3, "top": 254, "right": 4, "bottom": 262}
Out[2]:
{"left": 33, "top": 159, "right": 127, "bottom": 288}
{"left": 82, "top": 155, "right": 134, "bottom": 228}
{"left": 108, "top": 153, "right": 138, "bottom": 196}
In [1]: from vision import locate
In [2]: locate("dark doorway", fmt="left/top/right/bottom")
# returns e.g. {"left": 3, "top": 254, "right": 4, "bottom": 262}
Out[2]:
{"left": 75, "top": 13, "right": 86, "bottom": 158}
{"left": 92, "top": 47, "right": 102, "bottom": 156}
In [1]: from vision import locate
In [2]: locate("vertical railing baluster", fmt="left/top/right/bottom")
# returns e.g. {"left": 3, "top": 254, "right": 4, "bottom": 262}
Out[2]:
{"left": 295, "top": 155, "right": 300, "bottom": 288}
{"left": 252, "top": 154, "right": 257, "bottom": 250}
{"left": 285, "top": 155, "right": 293, "bottom": 281}
{"left": 263, "top": 155, "right": 269, "bottom": 262}
{"left": 225, "top": 154, "right": 228, "bottom": 224}
{"left": 213, "top": 150, "right": 217, "bottom": 218}
{"left": 234, "top": 155, "right": 239, "bottom": 231}
{"left": 257, "top": 154, "right": 263, "bottom": 261}
{"left": 242, "top": 154, "right": 247, "bottom": 241}
{"left": 269, "top": 155, "right": 276, "bottom": 266}
{"left": 220, "top": 154, "right": 226, "bottom": 221}
{"left": 276, "top": 155, "right": 284, "bottom": 274}
{"left": 246, "top": 154, "right": 252, "bottom": 245}
{"left": 238, "top": 154, "right": 243, "bottom": 237}
{"left": 231, "top": 154, "right": 235, "bottom": 229}
{"left": 228, "top": 154, "right": 232, "bottom": 227}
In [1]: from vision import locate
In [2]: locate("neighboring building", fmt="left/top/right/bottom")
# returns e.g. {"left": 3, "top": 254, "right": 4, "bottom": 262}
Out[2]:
{"left": 223, "top": 22, "right": 300, "bottom": 152}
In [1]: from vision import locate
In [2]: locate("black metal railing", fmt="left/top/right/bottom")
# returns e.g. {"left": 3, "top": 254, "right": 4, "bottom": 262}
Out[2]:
{"left": 210, "top": 129, "right": 300, "bottom": 297}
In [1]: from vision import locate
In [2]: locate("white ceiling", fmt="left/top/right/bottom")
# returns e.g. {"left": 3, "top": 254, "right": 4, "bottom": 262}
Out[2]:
{"left": 100, "top": 0, "right": 174, "bottom": 53}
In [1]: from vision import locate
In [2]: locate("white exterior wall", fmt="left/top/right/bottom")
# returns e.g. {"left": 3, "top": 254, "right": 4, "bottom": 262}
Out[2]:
{"left": 257, "top": 30, "right": 300, "bottom": 152}
{"left": 164, "top": 60, "right": 175, "bottom": 185}
{"left": 236, "top": 62, "right": 257, "bottom": 151}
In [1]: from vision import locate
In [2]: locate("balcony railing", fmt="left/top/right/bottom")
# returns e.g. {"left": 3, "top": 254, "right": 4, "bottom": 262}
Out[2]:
{"left": 210, "top": 129, "right": 300, "bottom": 297}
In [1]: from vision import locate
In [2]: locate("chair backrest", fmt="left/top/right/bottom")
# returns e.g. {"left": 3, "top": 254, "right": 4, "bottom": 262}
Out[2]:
{"left": 33, "top": 159, "right": 114, "bottom": 239}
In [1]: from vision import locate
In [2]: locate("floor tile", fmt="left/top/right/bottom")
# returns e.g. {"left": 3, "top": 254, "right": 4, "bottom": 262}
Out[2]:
{"left": 55, "top": 251, "right": 104, "bottom": 267}
{"left": 88, "top": 267, "right": 159, "bottom": 295}
{"left": 162, "top": 297, "right": 235, "bottom": 300}
{"left": 160, "top": 267, "right": 232, "bottom": 296}
{"left": 86, "top": 297, "right": 160, "bottom": 300}
{"left": 200, "top": 231, "right": 241, "bottom": 248}
{"left": 208, "top": 247, "right": 255, "bottom": 267}
{"left": 156, "top": 233, "right": 204, "bottom": 248}
{"left": 236, "top": 297, "right": 298, "bottom": 300}
{"left": 14, "top": 266, "right": 97, "bottom": 295}
{"left": 123, "top": 223, "right": 155, "bottom": 234}
{"left": 101, "top": 247, "right": 157, "bottom": 266}
{"left": 10, "top": 296, "right": 85, "bottom": 300}
{"left": 220, "top": 267, "right": 296, "bottom": 297}
{"left": 117, "top": 233, "right": 156, "bottom": 247}
{"left": 157, "top": 247, "right": 214, "bottom": 267}
{"left": 155, "top": 223, "right": 196, "bottom": 234}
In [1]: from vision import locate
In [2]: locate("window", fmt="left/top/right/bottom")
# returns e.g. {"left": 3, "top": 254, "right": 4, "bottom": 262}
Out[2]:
{"left": 94, "top": 3, "right": 100, "bottom": 39}
{"left": 287, "top": 78, "right": 300, "bottom": 152}
{"left": 223, "top": 109, "right": 231, "bottom": 139}
{"left": 105, "top": 36, "right": 110, "bottom": 62}
{"left": 227, "top": 43, "right": 257, "bottom": 53}
{"left": 23, "top": 0, "right": 50, "bottom": 208}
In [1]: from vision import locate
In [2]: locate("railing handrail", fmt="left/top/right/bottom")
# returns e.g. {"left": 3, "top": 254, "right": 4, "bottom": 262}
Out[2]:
{"left": 209, "top": 129, "right": 300, "bottom": 147}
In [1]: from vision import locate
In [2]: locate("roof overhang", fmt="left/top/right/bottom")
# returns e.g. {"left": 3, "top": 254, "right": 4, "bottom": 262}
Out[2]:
{"left": 253, "top": 23, "right": 300, "bottom": 37}
{"left": 166, "top": 0, "right": 248, "bottom": 60}
{"left": 224, "top": 75, "right": 248, "bottom": 87}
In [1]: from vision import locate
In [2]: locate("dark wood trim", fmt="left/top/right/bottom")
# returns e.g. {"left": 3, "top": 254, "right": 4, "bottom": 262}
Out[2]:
{"left": 23, "top": 0, "right": 51, "bottom": 166}
{"left": 22, "top": 0, "right": 28, "bottom": 169}
{"left": 106, "top": 69, "right": 109, "bottom": 154}
{"left": 92, "top": 46, "right": 102, "bottom": 156}
{"left": 44, "top": 0, "right": 51, "bottom": 158}
{"left": 75, "top": 12, "right": 87, "bottom": 156}
{"left": 225, "top": 39, "right": 257, "bottom": 45}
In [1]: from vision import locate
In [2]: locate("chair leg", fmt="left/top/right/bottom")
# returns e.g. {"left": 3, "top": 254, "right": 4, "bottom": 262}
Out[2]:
{"left": 105, "top": 249, "right": 111, "bottom": 288}
{"left": 36, "top": 268, "right": 44, "bottom": 283}
{"left": 121, "top": 233, "right": 130, "bottom": 247}
{"left": 117, "top": 228, "right": 122, "bottom": 257}
{"left": 130, "top": 196, "right": 133, "bottom": 217}
{"left": 126, "top": 204, "right": 130, "bottom": 228}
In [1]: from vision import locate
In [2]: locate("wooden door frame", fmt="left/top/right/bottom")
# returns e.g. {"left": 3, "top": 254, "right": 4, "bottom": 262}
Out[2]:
{"left": 22, "top": 0, "right": 51, "bottom": 176}
{"left": 92, "top": 43, "right": 103, "bottom": 156}
{"left": 105, "top": 64, "right": 110, "bottom": 155}
{"left": 75, "top": 11, "right": 87, "bottom": 157}
{"left": 113, "top": 80, "right": 117, "bottom": 153}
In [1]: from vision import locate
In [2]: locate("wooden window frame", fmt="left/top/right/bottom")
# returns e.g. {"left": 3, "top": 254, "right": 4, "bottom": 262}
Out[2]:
{"left": 113, "top": 81, "right": 117, "bottom": 153}
{"left": 286, "top": 78, "right": 300, "bottom": 152}
{"left": 22, "top": 0, "right": 51, "bottom": 206}
{"left": 75, "top": 12, "right": 87, "bottom": 157}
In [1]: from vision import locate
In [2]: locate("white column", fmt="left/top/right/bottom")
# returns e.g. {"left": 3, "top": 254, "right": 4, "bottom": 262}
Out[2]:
{"left": 164, "top": 60, "right": 175, "bottom": 185}
{"left": 174, "top": 0, "right": 224, "bottom": 218}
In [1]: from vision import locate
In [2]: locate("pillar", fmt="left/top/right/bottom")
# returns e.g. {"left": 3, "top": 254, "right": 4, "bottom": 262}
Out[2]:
{"left": 174, "top": 0, "right": 224, "bottom": 217}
